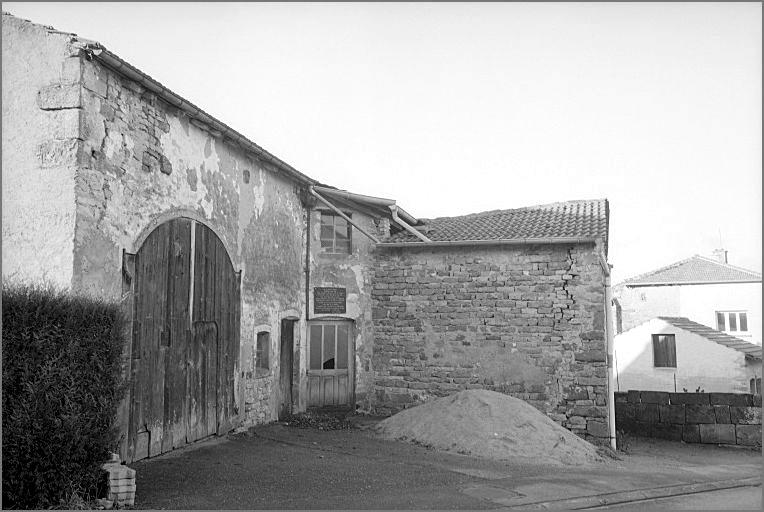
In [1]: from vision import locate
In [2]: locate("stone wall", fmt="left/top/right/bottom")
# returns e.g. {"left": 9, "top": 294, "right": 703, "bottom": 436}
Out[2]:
{"left": 615, "top": 390, "right": 762, "bottom": 448}
{"left": 371, "top": 243, "right": 611, "bottom": 444}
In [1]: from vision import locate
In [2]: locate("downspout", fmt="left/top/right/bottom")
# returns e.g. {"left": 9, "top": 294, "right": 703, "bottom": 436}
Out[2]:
{"left": 309, "top": 186, "right": 380, "bottom": 244}
{"left": 305, "top": 198, "right": 311, "bottom": 323}
{"left": 390, "top": 205, "right": 432, "bottom": 243}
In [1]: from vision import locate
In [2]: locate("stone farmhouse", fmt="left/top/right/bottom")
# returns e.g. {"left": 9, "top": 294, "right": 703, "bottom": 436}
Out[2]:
{"left": 2, "top": 12, "right": 615, "bottom": 462}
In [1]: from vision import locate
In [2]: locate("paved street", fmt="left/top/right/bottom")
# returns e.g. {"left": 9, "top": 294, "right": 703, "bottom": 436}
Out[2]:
{"left": 129, "top": 421, "right": 761, "bottom": 510}
{"left": 588, "top": 485, "right": 762, "bottom": 510}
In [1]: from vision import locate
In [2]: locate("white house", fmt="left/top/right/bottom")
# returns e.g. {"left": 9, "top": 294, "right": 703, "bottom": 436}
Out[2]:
{"left": 613, "top": 251, "right": 762, "bottom": 345}
{"left": 615, "top": 317, "right": 762, "bottom": 394}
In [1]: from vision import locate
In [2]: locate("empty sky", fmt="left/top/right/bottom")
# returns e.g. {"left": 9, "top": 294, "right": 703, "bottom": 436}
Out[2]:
{"left": 4, "top": 2, "right": 761, "bottom": 283}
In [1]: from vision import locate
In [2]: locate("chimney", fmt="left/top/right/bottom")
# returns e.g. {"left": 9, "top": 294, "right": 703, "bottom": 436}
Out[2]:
{"left": 712, "top": 248, "right": 728, "bottom": 264}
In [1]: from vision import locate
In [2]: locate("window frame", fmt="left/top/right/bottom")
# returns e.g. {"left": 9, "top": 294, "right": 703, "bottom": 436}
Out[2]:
{"left": 651, "top": 333, "right": 677, "bottom": 368}
{"left": 255, "top": 331, "right": 270, "bottom": 377}
{"left": 716, "top": 311, "right": 748, "bottom": 334}
{"left": 319, "top": 210, "right": 352, "bottom": 254}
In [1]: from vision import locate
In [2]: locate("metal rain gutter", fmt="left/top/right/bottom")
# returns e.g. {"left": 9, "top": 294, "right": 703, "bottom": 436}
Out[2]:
{"left": 377, "top": 236, "right": 599, "bottom": 248}
{"left": 390, "top": 206, "right": 431, "bottom": 243}
{"left": 312, "top": 186, "right": 420, "bottom": 226}
{"left": 84, "top": 45, "right": 318, "bottom": 187}
{"left": 309, "top": 186, "right": 380, "bottom": 244}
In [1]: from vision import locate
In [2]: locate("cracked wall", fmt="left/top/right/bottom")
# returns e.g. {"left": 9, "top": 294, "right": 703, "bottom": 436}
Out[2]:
{"left": 371, "top": 243, "right": 610, "bottom": 444}
{"left": 71, "top": 52, "right": 308, "bottom": 430}
{"left": 2, "top": 15, "right": 81, "bottom": 287}
{"left": 307, "top": 207, "right": 384, "bottom": 412}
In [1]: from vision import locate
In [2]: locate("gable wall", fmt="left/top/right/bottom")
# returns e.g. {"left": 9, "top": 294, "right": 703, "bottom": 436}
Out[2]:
{"left": 372, "top": 243, "right": 611, "bottom": 444}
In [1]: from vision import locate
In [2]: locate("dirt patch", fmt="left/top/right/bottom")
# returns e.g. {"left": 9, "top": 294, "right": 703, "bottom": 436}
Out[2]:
{"left": 373, "top": 389, "right": 604, "bottom": 466}
{"left": 281, "top": 410, "right": 352, "bottom": 430}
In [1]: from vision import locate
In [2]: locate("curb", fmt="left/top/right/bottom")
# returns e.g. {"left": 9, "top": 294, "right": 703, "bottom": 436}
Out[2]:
{"left": 500, "top": 477, "right": 762, "bottom": 510}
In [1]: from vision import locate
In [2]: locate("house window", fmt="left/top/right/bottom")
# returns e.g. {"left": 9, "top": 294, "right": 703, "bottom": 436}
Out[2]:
{"left": 255, "top": 331, "right": 270, "bottom": 377}
{"left": 652, "top": 334, "right": 676, "bottom": 368}
{"left": 716, "top": 311, "right": 748, "bottom": 333}
{"left": 750, "top": 377, "right": 761, "bottom": 395}
{"left": 320, "top": 211, "right": 352, "bottom": 254}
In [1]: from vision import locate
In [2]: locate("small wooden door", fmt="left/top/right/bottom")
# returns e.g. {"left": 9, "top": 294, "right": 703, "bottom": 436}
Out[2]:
{"left": 278, "top": 319, "right": 296, "bottom": 420}
{"left": 307, "top": 322, "right": 353, "bottom": 407}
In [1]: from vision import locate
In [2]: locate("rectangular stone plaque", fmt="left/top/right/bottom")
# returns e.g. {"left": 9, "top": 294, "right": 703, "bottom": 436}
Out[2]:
{"left": 314, "top": 287, "right": 346, "bottom": 314}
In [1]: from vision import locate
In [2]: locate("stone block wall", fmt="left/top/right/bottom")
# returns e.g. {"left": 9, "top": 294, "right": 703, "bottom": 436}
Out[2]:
{"left": 371, "top": 243, "right": 611, "bottom": 444}
{"left": 615, "top": 390, "right": 762, "bottom": 448}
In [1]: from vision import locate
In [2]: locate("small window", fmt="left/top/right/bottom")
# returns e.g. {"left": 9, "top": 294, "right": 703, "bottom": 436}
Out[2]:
{"left": 716, "top": 311, "right": 748, "bottom": 334}
{"left": 256, "top": 331, "right": 270, "bottom": 377}
{"left": 750, "top": 377, "right": 761, "bottom": 395}
{"left": 320, "top": 211, "right": 352, "bottom": 254}
{"left": 652, "top": 334, "right": 676, "bottom": 368}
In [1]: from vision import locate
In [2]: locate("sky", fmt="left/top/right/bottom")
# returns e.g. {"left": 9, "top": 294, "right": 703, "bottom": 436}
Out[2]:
{"left": 4, "top": 2, "right": 761, "bottom": 284}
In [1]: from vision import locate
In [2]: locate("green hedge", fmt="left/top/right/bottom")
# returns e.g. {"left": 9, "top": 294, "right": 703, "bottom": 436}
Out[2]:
{"left": 2, "top": 283, "right": 127, "bottom": 509}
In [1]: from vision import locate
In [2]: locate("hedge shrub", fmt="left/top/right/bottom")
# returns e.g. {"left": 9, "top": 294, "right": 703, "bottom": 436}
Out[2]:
{"left": 2, "top": 282, "right": 127, "bottom": 509}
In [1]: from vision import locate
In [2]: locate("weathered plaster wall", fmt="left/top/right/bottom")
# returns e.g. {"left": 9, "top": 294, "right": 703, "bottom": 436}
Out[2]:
{"left": 372, "top": 244, "right": 611, "bottom": 444}
{"left": 308, "top": 208, "right": 387, "bottom": 411}
{"left": 2, "top": 15, "right": 80, "bottom": 287}
{"left": 614, "top": 318, "right": 760, "bottom": 394}
{"left": 75, "top": 56, "right": 308, "bottom": 428}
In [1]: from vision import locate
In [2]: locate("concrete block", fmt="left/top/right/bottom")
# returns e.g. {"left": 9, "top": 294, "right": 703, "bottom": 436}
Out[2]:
{"left": 753, "top": 395, "right": 762, "bottom": 407}
{"left": 614, "top": 392, "right": 628, "bottom": 403}
{"left": 685, "top": 404, "right": 716, "bottom": 424}
{"left": 37, "top": 83, "right": 81, "bottom": 110}
{"left": 626, "top": 390, "right": 640, "bottom": 403}
{"left": 735, "top": 425, "right": 762, "bottom": 447}
{"left": 669, "top": 393, "right": 709, "bottom": 405}
{"left": 682, "top": 424, "right": 700, "bottom": 443}
{"left": 659, "top": 404, "right": 685, "bottom": 424}
{"left": 615, "top": 402, "right": 635, "bottom": 424}
{"left": 699, "top": 424, "right": 736, "bottom": 444}
{"left": 709, "top": 393, "right": 752, "bottom": 406}
{"left": 713, "top": 405, "right": 731, "bottom": 424}
{"left": 730, "top": 406, "right": 761, "bottom": 425}
{"left": 641, "top": 391, "right": 670, "bottom": 405}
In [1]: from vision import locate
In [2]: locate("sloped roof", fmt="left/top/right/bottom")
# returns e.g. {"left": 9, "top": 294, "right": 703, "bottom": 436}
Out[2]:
{"left": 385, "top": 199, "right": 609, "bottom": 249}
{"left": 659, "top": 317, "right": 762, "bottom": 360}
{"left": 622, "top": 255, "right": 761, "bottom": 286}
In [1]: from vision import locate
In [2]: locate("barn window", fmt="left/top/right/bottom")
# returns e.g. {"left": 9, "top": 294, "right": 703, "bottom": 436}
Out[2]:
{"left": 652, "top": 334, "right": 676, "bottom": 368}
{"left": 716, "top": 311, "right": 748, "bottom": 334}
{"left": 320, "top": 211, "right": 352, "bottom": 254}
{"left": 256, "top": 331, "right": 270, "bottom": 377}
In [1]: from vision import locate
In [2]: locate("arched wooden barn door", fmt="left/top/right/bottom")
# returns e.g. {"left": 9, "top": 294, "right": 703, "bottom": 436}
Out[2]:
{"left": 128, "top": 218, "right": 240, "bottom": 461}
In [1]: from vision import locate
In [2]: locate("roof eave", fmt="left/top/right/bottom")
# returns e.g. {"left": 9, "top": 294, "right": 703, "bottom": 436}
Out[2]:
{"left": 625, "top": 279, "right": 762, "bottom": 287}
{"left": 83, "top": 45, "right": 319, "bottom": 188}
{"left": 377, "top": 236, "right": 600, "bottom": 248}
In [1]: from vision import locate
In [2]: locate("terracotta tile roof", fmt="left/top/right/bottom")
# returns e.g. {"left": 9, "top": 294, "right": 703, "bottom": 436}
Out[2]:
{"left": 386, "top": 199, "right": 609, "bottom": 248}
{"left": 658, "top": 317, "right": 762, "bottom": 360}
{"left": 622, "top": 256, "right": 761, "bottom": 286}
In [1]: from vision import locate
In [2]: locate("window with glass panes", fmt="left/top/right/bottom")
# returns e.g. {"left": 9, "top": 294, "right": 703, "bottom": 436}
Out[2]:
{"left": 319, "top": 211, "right": 352, "bottom": 253}
{"left": 652, "top": 334, "right": 676, "bottom": 368}
{"left": 309, "top": 323, "right": 350, "bottom": 370}
{"left": 716, "top": 311, "right": 748, "bottom": 333}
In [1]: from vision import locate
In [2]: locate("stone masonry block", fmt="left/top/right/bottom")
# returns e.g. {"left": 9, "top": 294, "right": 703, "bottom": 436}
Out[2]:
{"left": 670, "top": 393, "right": 710, "bottom": 405}
{"left": 37, "top": 83, "right": 81, "bottom": 110}
{"left": 682, "top": 424, "right": 700, "bottom": 443}
{"left": 699, "top": 424, "right": 736, "bottom": 444}
{"left": 658, "top": 404, "right": 685, "bottom": 424}
{"left": 730, "top": 406, "right": 761, "bottom": 425}
{"left": 37, "top": 138, "right": 79, "bottom": 168}
{"left": 586, "top": 419, "right": 609, "bottom": 438}
{"left": 641, "top": 391, "right": 670, "bottom": 405}
{"left": 627, "top": 390, "right": 641, "bottom": 403}
{"left": 636, "top": 403, "right": 659, "bottom": 423}
{"left": 614, "top": 392, "right": 628, "bottom": 403}
{"left": 713, "top": 405, "right": 731, "bottom": 424}
{"left": 735, "top": 425, "right": 762, "bottom": 447}
{"left": 709, "top": 393, "right": 753, "bottom": 406}
{"left": 652, "top": 423, "right": 683, "bottom": 441}
{"left": 574, "top": 350, "right": 606, "bottom": 362}
{"left": 685, "top": 404, "right": 716, "bottom": 424}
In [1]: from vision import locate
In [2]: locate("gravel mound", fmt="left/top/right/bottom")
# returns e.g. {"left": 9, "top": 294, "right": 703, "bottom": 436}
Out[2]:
{"left": 374, "top": 389, "right": 604, "bottom": 466}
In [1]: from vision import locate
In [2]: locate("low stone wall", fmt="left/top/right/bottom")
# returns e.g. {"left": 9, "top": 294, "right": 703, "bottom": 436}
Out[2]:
{"left": 615, "top": 390, "right": 761, "bottom": 448}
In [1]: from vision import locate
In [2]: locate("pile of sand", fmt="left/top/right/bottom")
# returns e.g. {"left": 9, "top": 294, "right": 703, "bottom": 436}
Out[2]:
{"left": 373, "top": 389, "right": 603, "bottom": 466}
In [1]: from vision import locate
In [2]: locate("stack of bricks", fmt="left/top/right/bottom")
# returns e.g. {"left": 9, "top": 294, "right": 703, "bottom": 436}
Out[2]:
{"left": 101, "top": 453, "right": 136, "bottom": 506}
{"left": 371, "top": 244, "right": 610, "bottom": 444}
{"left": 615, "top": 390, "right": 762, "bottom": 448}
